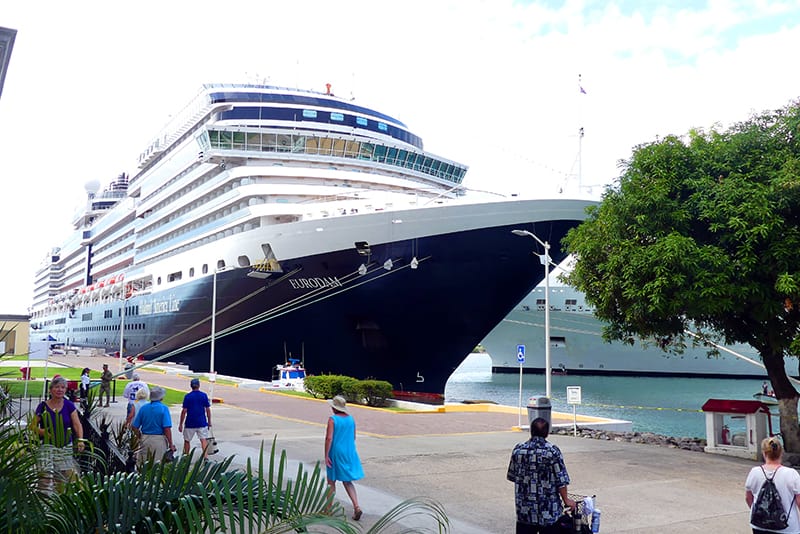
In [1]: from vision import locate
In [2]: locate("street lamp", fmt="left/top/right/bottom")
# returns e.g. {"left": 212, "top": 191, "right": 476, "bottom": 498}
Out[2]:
{"left": 118, "top": 296, "right": 126, "bottom": 373}
{"left": 511, "top": 229, "right": 552, "bottom": 399}
{"left": 209, "top": 267, "right": 224, "bottom": 400}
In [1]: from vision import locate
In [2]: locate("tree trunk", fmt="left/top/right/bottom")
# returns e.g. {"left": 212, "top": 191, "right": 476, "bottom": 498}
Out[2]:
{"left": 763, "top": 350, "right": 800, "bottom": 452}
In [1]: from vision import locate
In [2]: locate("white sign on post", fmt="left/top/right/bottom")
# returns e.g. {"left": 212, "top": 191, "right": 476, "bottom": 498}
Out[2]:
{"left": 566, "top": 386, "right": 582, "bottom": 436}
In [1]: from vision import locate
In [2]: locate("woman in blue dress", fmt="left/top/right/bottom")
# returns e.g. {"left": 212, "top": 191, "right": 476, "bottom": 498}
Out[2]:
{"left": 325, "top": 395, "right": 364, "bottom": 520}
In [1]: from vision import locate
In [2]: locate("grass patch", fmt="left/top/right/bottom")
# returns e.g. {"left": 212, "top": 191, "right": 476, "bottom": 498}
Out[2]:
{"left": 265, "top": 389, "right": 313, "bottom": 399}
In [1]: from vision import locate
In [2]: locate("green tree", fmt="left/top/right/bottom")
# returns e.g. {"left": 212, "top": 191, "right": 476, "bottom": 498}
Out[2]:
{"left": 562, "top": 100, "right": 800, "bottom": 451}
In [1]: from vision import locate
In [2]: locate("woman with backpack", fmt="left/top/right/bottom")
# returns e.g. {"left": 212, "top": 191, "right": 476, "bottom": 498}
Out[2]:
{"left": 746, "top": 436, "right": 800, "bottom": 533}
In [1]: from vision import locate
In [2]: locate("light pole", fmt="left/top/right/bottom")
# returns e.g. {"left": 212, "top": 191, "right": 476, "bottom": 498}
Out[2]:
{"left": 118, "top": 296, "right": 126, "bottom": 373}
{"left": 209, "top": 268, "right": 220, "bottom": 401}
{"left": 511, "top": 229, "right": 552, "bottom": 399}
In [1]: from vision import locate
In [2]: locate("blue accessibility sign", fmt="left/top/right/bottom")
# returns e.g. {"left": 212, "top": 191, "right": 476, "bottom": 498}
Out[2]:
{"left": 517, "top": 344, "right": 526, "bottom": 363}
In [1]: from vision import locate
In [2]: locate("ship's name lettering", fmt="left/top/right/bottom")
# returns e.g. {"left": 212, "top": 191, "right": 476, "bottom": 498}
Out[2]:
{"left": 289, "top": 277, "right": 342, "bottom": 290}
{"left": 140, "top": 298, "right": 181, "bottom": 315}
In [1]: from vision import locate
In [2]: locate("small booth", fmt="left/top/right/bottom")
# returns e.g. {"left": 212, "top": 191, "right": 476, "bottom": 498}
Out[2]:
{"left": 701, "top": 399, "right": 773, "bottom": 460}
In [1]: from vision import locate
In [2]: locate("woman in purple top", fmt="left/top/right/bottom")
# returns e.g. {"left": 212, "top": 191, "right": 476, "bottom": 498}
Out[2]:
{"left": 34, "top": 375, "right": 84, "bottom": 493}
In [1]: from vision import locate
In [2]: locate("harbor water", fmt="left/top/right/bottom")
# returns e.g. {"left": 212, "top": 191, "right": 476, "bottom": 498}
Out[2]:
{"left": 445, "top": 353, "right": 771, "bottom": 438}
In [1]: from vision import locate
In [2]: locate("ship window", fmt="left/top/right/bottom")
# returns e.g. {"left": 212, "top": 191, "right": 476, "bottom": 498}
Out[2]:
{"left": 217, "top": 260, "right": 226, "bottom": 270}
{"left": 356, "top": 117, "right": 368, "bottom": 126}
{"left": 359, "top": 142, "right": 374, "bottom": 159}
{"left": 535, "top": 299, "right": 546, "bottom": 306}
{"left": 189, "top": 267, "right": 195, "bottom": 277}
{"left": 344, "top": 140, "right": 360, "bottom": 158}
{"left": 232, "top": 132, "right": 245, "bottom": 150}
{"left": 246, "top": 133, "right": 260, "bottom": 149}
{"left": 332, "top": 139, "right": 346, "bottom": 157}
{"left": 305, "top": 137, "right": 320, "bottom": 155}
{"left": 330, "top": 112, "right": 344, "bottom": 122}
{"left": 237, "top": 255, "right": 250, "bottom": 267}
{"left": 202, "top": 264, "right": 208, "bottom": 274}
{"left": 168, "top": 271, "right": 182, "bottom": 282}
{"left": 566, "top": 299, "right": 578, "bottom": 305}
{"left": 302, "top": 109, "right": 317, "bottom": 118}
{"left": 378, "top": 122, "right": 388, "bottom": 131}
{"left": 218, "top": 131, "right": 233, "bottom": 149}
{"left": 157, "top": 277, "right": 162, "bottom": 285}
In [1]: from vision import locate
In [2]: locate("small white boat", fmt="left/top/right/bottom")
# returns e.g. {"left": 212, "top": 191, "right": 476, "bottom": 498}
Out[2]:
{"left": 270, "top": 359, "right": 306, "bottom": 391}
{"left": 753, "top": 393, "right": 778, "bottom": 405}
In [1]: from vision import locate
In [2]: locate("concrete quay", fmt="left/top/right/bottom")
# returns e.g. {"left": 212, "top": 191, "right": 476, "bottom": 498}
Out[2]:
{"left": 47, "top": 354, "right": 756, "bottom": 533}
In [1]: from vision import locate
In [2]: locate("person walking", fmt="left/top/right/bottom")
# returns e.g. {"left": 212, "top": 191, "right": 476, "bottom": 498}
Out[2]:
{"left": 125, "top": 387, "right": 150, "bottom": 427}
{"left": 745, "top": 436, "right": 800, "bottom": 533}
{"left": 34, "top": 376, "right": 85, "bottom": 493}
{"left": 123, "top": 373, "right": 150, "bottom": 404}
{"left": 132, "top": 386, "right": 177, "bottom": 466}
{"left": 79, "top": 367, "right": 91, "bottom": 400}
{"left": 324, "top": 395, "right": 364, "bottom": 520}
{"left": 99, "top": 363, "right": 113, "bottom": 407}
{"left": 178, "top": 378, "right": 212, "bottom": 459}
{"left": 507, "top": 417, "right": 576, "bottom": 534}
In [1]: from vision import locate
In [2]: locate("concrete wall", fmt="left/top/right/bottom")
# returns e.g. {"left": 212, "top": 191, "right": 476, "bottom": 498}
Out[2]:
{"left": 0, "top": 315, "right": 30, "bottom": 356}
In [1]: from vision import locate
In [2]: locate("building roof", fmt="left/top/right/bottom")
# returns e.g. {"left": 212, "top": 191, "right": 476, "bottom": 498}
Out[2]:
{"left": 0, "top": 314, "right": 29, "bottom": 322}
{"left": 0, "top": 26, "right": 17, "bottom": 100}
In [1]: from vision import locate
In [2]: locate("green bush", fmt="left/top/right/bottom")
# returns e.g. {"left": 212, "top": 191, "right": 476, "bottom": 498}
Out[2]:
{"left": 304, "top": 375, "right": 351, "bottom": 399}
{"left": 303, "top": 375, "right": 393, "bottom": 406}
{"left": 356, "top": 379, "right": 394, "bottom": 407}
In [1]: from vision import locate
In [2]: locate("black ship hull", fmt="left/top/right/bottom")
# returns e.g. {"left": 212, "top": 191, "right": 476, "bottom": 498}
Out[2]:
{"left": 35, "top": 220, "right": 579, "bottom": 398}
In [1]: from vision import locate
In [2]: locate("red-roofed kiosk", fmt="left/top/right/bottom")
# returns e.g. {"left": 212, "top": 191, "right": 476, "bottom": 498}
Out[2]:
{"left": 701, "top": 399, "right": 773, "bottom": 460}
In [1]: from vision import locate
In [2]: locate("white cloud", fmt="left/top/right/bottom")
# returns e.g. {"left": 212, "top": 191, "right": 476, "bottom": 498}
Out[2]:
{"left": 1, "top": 0, "right": 799, "bottom": 313}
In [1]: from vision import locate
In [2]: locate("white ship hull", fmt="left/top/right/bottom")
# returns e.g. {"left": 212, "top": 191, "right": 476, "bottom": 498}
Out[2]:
{"left": 483, "top": 286, "right": 799, "bottom": 378}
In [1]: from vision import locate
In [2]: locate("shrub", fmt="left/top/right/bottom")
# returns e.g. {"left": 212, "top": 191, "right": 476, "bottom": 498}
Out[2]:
{"left": 303, "top": 375, "right": 393, "bottom": 406}
{"left": 356, "top": 380, "right": 394, "bottom": 407}
{"left": 304, "top": 375, "right": 354, "bottom": 399}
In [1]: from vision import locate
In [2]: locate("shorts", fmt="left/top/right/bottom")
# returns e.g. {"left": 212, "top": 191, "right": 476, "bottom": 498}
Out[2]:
{"left": 183, "top": 426, "right": 210, "bottom": 442}
{"left": 139, "top": 434, "right": 169, "bottom": 465}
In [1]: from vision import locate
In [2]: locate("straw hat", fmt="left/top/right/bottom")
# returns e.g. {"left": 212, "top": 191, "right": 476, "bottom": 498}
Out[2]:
{"left": 328, "top": 395, "right": 348, "bottom": 413}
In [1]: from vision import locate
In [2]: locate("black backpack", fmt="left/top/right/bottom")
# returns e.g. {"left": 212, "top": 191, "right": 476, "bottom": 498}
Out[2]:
{"left": 751, "top": 466, "right": 790, "bottom": 530}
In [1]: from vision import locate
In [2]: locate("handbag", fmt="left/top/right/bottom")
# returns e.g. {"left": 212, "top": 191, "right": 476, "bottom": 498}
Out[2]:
{"left": 555, "top": 513, "right": 574, "bottom": 533}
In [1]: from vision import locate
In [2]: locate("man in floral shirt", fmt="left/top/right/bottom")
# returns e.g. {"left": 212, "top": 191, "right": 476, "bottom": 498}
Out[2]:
{"left": 507, "top": 417, "right": 576, "bottom": 533}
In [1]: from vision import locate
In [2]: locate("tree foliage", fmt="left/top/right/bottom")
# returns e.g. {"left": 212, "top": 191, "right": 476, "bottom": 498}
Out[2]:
{"left": 562, "top": 99, "right": 800, "bottom": 449}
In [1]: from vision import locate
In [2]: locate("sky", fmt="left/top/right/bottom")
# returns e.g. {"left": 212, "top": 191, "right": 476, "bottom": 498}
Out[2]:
{"left": 1, "top": 0, "right": 800, "bottom": 314}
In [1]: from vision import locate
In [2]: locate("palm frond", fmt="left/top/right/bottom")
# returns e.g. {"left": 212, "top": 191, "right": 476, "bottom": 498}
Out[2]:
{"left": 365, "top": 497, "right": 450, "bottom": 534}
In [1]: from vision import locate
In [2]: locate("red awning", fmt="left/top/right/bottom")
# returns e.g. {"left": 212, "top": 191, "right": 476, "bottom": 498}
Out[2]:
{"left": 701, "top": 398, "right": 771, "bottom": 414}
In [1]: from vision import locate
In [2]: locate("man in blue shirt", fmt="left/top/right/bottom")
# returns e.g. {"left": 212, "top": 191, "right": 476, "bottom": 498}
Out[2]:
{"left": 178, "top": 378, "right": 212, "bottom": 459}
{"left": 507, "top": 418, "right": 576, "bottom": 533}
{"left": 132, "top": 386, "right": 176, "bottom": 466}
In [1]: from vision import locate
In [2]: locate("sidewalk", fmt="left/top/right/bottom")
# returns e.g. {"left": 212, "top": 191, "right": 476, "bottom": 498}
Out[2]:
{"left": 51, "top": 354, "right": 756, "bottom": 533}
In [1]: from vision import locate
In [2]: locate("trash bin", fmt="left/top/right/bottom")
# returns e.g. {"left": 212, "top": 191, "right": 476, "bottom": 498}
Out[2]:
{"left": 527, "top": 396, "right": 552, "bottom": 426}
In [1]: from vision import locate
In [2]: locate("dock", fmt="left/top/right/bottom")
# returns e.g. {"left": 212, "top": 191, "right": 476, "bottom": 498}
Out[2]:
{"left": 41, "top": 354, "right": 755, "bottom": 533}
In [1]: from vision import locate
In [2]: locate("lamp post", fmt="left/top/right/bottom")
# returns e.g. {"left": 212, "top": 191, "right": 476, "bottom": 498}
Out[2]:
{"left": 511, "top": 229, "right": 552, "bottom": 399}
{"left": 209, "top": 268, "right": 221, "bottom": 401}
{"left": 118, "top": 296, "right": 126, "bottom": 373}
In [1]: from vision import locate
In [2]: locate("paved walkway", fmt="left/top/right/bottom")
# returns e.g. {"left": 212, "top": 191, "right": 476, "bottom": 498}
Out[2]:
{"left": 44, "top": 354, "right": 756, "bottom": 533}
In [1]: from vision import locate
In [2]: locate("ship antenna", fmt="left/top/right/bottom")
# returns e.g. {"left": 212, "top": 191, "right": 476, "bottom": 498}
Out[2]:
{"left": 578, "top": 74, "right": 587, "bottom": 191}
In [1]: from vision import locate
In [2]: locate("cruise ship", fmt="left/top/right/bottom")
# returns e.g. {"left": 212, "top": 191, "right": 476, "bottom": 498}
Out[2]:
{"left": 30, "top": 83, "right": 594, "bottom": 399}
{"left": 483, "top": 284, "right": 798, "bottom": 378}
